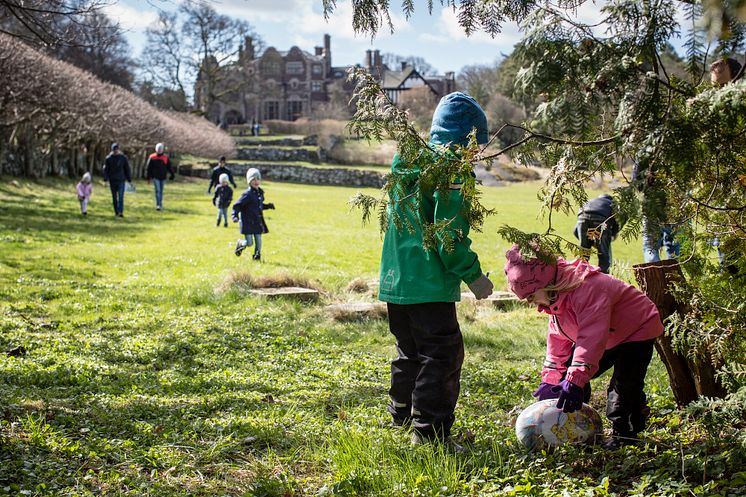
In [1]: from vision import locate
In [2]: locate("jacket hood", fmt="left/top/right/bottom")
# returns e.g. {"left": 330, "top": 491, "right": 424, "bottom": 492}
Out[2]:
{"left": 429, "top": 92, "right": 488, "bottom": 147}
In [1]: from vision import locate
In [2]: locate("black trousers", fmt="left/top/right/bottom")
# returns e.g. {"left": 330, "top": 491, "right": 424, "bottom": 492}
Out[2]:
{"left": 581, "top": 339, "right": 656, "bottom": 436}
{"left": 386, "top": 302, "right": 464, "bottom": 439}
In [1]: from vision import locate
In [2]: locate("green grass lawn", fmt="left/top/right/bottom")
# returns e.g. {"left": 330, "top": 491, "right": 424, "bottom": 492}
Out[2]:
{"left": 0, "top": 177, "right": 743, "bottom": 496}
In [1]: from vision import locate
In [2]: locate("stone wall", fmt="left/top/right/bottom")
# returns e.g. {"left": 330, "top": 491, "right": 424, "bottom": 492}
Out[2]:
{"left": 236, "top": 147, "right": 322, "bottom": 163}
{"left": 234, "top": 136, "right": 318, "bottom": 147}
{"left": 180, "top": 162, "right": 385, "bottom": 188}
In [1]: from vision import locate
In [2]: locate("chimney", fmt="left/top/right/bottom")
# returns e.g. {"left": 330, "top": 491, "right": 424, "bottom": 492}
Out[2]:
{"left": 366, "top": 49, "right": 372, "bottom": 69}
{"left": 244, "top": 36, "right": 255, "bottom": 60}
{"left": 323, "top": 34, "right": 332, "bottom": 73}
{"left": 373, "top": 49, "right": 381, "bottom": 69}
{"left": 401, "top": 61, "right": 407, "bottom": 71}
{"left": 315, "top": 46, "right": 323, "bottom": 56}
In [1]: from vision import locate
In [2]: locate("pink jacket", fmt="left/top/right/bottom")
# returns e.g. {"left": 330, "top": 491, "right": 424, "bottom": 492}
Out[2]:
{"left": 540, "top": 265, "right": 663, "bottom": 388}
{"left": 76, "top": 181, "right": 92, "bottom": 200}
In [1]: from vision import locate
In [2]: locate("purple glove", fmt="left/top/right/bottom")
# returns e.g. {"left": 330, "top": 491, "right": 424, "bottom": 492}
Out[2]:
{"left": 556, "top": 379, "right": 584, "bottom": 413}
{"left": 532, "top": 382, "right": 561, "bottom": 400}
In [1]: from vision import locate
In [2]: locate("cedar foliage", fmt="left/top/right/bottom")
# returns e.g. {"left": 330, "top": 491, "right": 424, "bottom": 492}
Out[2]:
{"left": 336, "top": 0, "right": 746, "bottom": 415}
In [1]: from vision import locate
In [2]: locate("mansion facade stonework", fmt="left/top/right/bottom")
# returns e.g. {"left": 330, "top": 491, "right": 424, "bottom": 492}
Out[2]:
{"left": 195, "top": 34, "right": 456, "bottom": 125}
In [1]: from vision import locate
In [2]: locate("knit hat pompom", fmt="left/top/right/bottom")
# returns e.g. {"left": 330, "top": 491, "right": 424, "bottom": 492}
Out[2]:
{"left": 219, "top": 173, "right": 229, "bottom": 185}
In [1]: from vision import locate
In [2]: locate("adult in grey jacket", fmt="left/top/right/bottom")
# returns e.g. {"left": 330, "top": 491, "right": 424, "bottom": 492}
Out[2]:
{"left": 103, "top": 143, "right": 132, "bottom": 217}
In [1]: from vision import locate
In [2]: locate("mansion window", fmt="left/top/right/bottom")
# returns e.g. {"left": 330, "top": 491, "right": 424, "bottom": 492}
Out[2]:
{"left": 311, "top": 81, "right": 322, "bottom": 92}
{"left": 264, "top": 101, "right": 280, "bottom": 120}
{"left": 261, "top": 61, "right": 280, "bottom": 75}
{"left": 312, "top": 64, "right": 322, "bottom": 75}
{"left": 287, "top": 101, "right": 303, "bottom": 121}
{"left": 286, "top": 61, "right": 304, "bottom": 74}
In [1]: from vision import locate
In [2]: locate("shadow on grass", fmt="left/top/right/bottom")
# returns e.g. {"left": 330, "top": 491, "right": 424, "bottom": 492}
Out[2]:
{"left": 0, "top": 179, "right": 200, "bottom": 241}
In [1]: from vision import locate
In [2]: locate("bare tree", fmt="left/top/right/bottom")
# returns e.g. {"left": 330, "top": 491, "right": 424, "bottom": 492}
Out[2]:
{"left": 141, "top": 10, "right": 188, "bottom": 108}
{"left": 0, "top": 0, "right": 117, "bottom": 48}
{"left": 382, "top": 53, "right": 436, "bottom": 75}
{"left": 180, "top": 2, "right": 261, "bottom": 118}
{"left": 51, "top": 10, "right": 134, "bottom": 89}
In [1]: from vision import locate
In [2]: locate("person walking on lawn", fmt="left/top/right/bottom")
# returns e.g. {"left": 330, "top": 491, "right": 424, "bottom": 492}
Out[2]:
{"left": 102, "top": 143, "right": 132, "bottom": 217}
{"left": 208, "top": 156, "right": 237, "bottom": 193}
{"left": 212, "top": 173, "right": 233, "bottom": 227}
{"left": 76, "top": 172, "right": 93, "bottom": 216}
{"left": 145, "top": 142, "right": 174, "bottom": 211}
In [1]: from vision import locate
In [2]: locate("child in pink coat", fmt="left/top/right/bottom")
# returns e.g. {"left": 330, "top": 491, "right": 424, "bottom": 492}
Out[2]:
{"left": 76, "top": 172, "right": 93, "bottom": 216}
{"left": 504, "top": 244, "right": 664, "bottom": 448}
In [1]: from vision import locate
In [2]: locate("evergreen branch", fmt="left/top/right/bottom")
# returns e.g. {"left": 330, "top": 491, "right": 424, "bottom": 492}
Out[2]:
{"left": 481, "top": 124, "right": 619, "bottom": 161}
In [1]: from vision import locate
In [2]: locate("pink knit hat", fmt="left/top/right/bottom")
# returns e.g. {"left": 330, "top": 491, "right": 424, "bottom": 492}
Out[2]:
{"left": 504, "top": 244, "right": 558, "bottom": 299}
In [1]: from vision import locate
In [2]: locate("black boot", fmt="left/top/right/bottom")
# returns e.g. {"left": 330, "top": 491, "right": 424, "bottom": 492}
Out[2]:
{"left": 252, "top": 252, "right": 261, "bottom": 261}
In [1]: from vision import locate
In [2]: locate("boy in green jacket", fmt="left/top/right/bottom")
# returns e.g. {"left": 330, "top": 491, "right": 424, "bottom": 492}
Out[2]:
{"left": 379, "top": 92, "right": 494, "bottom": 449}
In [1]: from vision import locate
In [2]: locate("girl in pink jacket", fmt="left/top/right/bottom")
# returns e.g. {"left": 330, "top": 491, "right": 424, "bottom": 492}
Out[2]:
{"left": 504, "top": 244, "right": 664, "bottom": 448}
{"left": 76, "top": 172, "right": 93, "bottom": 215}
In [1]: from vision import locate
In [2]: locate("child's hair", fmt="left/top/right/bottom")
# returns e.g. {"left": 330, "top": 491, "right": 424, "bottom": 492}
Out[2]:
{"left": 219, "top": 173, "right": 229, "bottom": 185}
{"left": 81, "top": 172, "right": 92, "bottom": 183}
{"left": 543, "top": 264, "right": 584, "bottom": 296}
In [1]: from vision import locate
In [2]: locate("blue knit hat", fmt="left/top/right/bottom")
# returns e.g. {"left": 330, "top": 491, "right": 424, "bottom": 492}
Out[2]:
{"left": 429, "top": 92, "right": 488, "bottom": 147}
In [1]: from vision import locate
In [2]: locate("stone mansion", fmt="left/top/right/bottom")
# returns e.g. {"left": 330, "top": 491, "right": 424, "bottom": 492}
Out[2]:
{"left": 194, "top": 34, "right": 457, "bottom": 125}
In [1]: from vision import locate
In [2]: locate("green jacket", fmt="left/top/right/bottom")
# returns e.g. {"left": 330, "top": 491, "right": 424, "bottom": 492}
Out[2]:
{"left": 378, "top": 152, "right": 483, "bottom": 304}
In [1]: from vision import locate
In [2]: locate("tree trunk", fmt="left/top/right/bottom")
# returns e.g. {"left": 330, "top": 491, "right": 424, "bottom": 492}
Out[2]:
{"left": 632, "top": 260, "right": 726, "bottom": 406}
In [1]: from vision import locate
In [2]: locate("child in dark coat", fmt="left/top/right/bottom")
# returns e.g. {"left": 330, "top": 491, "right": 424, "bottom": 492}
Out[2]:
{"left": 232, "top": 168, "right": 275, "bottom": 260}
{"left": 212, "top": 173, "right": 233, "bottom": 227}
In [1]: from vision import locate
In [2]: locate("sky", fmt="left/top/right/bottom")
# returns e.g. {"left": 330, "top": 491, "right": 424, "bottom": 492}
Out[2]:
{"left": 107, "top": 0, "right": 689, "bottom": 75}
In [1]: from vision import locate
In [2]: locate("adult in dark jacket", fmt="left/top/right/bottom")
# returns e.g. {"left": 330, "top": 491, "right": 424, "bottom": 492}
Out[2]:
{"left": 145, "top": 143, "right": 174, "bottom": 211}
{"left": 208, "top": 156, "right": 237, "bottom": 193}
{"left": 573, "top": 194, "right": 620, "bottom": 273}
{"left": 232, "top": 168, "right": 275, "bottom": 260}
{"left": 102, "top": 143, "right": 132, "bottom": 217}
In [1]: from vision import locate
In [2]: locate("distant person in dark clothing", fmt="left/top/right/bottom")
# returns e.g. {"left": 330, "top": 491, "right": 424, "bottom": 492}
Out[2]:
{"left": 145, "top": 142, "right": 174, "bottom": 211}
{"left": 102, "top": 143, "right": 132, "bottom": 217}
{"left": 573, "top": 194, "right": 620, "bottom": 273}
{"left": 212, "top": 173, "right": 233, "bottom": 227}
{"left": 208, "top": 156, "right": 236, "bottom": 193}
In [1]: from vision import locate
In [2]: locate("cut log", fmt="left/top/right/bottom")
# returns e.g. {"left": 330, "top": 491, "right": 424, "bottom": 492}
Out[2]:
{"left": 249, "top": 287, "right": 319, "bottom": 302}
{"left": 325, "top": 302, "right": 387, "bottom": 321}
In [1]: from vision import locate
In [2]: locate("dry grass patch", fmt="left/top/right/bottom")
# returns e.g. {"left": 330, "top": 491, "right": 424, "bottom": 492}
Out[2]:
{"left": 217, "top": 270, "right": 324, "bottom": 295}
{"left": 345, "top": 278, "right": 370, "bottom": 293}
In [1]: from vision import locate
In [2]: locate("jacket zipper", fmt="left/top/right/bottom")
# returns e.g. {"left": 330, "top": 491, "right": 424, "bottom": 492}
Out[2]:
{"left": 553, "top": 315, "right": 575, "bottom": 344}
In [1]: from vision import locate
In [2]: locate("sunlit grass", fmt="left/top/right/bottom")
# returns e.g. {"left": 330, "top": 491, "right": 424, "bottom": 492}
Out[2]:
{"left": 0, "top": 176, "right": 741, "bottom": 496}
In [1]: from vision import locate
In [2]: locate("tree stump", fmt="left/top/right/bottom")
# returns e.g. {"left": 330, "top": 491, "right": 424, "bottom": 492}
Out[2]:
{"left": 632, "top": 260, "right": 725, "bottom": 406}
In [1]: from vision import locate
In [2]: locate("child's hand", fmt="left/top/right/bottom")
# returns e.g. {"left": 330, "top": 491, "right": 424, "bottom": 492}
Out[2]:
{"left": 264, "top": 203, "right": 275, "bottom": 210}
{"left": 556, "top": 380, "right": 584, "bottom": 413}
{"left": 532, "top": 382, "right": 561, "bottom": 400}
{"left": 468, "top": 273, "right": 493, "bottom": 299}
